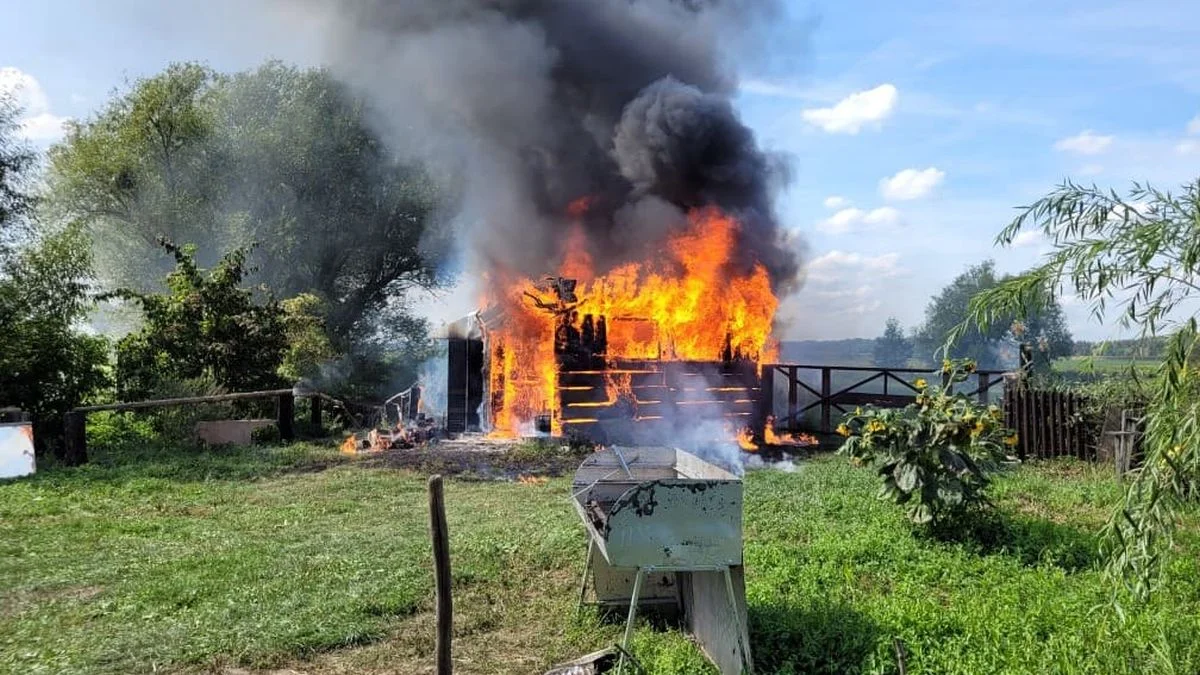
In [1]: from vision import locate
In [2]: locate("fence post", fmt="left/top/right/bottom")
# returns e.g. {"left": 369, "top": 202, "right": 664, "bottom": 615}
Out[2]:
{"left": 977, "top": 373, "right": 990, "bottom": 405}
{"left": 428, "top": 475, "right": 453, "bottom": 675}
{"left": 62, "top": 411, "right": 87, "bottom": 466}
{"left": 758, "top": 365, "right": 775, "bottom": 437}
{"left": 310, "top": 395, "right": 323, "bottom": 431}
{"left": 820, "top": 367, "right": 832, "bottom": 434}
{"left": 787, "top": 367, "right": 799, "bottom": 431}
{"left": 277, "top": 392, "right": 295, "bottom": 442}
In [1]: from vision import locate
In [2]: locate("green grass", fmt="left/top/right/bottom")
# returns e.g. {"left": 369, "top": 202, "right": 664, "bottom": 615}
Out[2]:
{"left": 3, "top": 440, "right": 1200, "bottom": 674}
{"left": 1052, "top": 355, "right": 1159, "bottom": 375}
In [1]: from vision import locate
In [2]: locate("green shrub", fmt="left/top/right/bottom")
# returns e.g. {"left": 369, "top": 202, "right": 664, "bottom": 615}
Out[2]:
{"left": 838, "top": 358, "right": 1016, "bottom": 525}
{"left": 145, "top": 375, "right": 233, "bottom": 444}
{"left": 110, "top": 240, "right": 288, "bottom": 400}
{"left": 86, "top": 410, "right": 157, "bottom": 453}
{"left": 251, "top": 424, "right": 282, "bottom": 445}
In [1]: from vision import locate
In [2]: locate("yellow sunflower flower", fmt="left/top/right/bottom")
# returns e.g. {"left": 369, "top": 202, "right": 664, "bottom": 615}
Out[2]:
{"left": 914, "top": 378, "right": 928, "bottom": 390}
{"left": 836, "top": 423, "right": 851, "bottom": 437}
{"left": 1003, "top": 434, "right": 1019, "bottom": 447}
{"left": 866, "top": 420, "right": 886, "bottom": 433}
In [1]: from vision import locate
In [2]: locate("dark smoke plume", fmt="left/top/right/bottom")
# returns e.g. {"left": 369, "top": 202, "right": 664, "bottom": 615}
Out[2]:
{"left": 280, "top": 0, "right": 800, "bottom": 291}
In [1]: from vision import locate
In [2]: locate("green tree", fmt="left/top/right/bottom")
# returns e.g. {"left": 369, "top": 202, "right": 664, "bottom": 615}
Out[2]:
{"left": 0, "top": 97, "right": 109, "bottom": 463}
{"left": 0, "top": 227, "right": 110, "bottom": 462}
{"left": 873, "top": 317, "right": 912, "bottom": 368}
{"left": 916, "top": 260, "right": 1072, "bottom": 370}
{"left": 46, "top": 62, "right": 449, "bottom": 384}
{"left": 46, "top": 63, "right": 220, "bottom": 290}
{"left": 278, "top": 293, "right": 335, "bottom": 384}
{"left": 0, "top": 94, "right": 35, "bottom": 253}
{"left": 958, "top": 179, "right": 1200, "bottom": 603}
{"left": 112, "top": 240, "right": 288, "bottom": 399}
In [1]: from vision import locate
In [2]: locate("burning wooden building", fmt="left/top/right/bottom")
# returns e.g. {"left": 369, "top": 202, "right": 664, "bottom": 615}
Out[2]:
{"left": 442, "top": 207, "right": 778, "bottom": 448}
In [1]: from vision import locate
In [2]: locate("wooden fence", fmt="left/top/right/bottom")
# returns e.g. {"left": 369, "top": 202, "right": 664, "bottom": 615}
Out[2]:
{"left": 762, "top": 364, "right": 1008, "bottom": 435}
{"left": 62, "top": 388, "right": 342, "bottom": 466}
{"left": 1003, "top": 387, "right": 1092, "bottom": 460}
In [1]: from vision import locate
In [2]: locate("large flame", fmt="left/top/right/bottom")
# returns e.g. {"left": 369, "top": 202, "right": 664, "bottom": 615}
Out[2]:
{"left": 486, "top": 206, "right": 779, "bottom": 437}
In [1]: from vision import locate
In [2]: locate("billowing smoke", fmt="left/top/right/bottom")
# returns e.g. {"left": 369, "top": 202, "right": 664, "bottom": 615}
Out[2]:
{"left": 275, "top": 0, "right": 801, "bottom": 291}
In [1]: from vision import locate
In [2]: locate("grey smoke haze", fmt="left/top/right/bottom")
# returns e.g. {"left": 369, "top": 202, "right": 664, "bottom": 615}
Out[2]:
{"left": 275, "top": 0, "right": 802, "bottom": 292}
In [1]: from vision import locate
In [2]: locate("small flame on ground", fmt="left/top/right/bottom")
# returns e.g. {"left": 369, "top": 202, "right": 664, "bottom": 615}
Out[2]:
{"left": 764, "top": 416, "right": 820, "bottom": 447}
{"left": 736, "top": 427, "right": 758, "bottom": 452}
{"left": 517, "top": 474, "right": 549, "bottom": 485}
{"left": 340, "top": 435, "right": 358, "bottom": 455}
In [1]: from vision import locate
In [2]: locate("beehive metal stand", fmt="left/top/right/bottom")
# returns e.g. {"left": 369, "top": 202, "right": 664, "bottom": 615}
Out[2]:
{"left": 571, "top": 447, "right": 753, "bottom": 675}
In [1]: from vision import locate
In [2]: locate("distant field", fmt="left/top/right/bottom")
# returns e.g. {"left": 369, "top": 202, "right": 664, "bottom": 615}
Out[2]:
{"left": 1052, "top": 356, "right": 1159, "bottom": 374}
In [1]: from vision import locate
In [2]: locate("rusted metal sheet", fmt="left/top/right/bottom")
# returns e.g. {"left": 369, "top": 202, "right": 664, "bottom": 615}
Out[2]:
{"left": 571, "top": 447, "right": 752, "bottom": 674}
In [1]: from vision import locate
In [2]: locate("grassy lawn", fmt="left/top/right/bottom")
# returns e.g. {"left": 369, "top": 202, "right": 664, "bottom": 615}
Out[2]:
{"left": 3, "top": 441, "right": 1200, "bottom": 674}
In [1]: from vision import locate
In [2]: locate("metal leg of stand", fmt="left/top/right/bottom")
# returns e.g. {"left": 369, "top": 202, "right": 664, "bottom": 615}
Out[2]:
{"left": 576, "top": 540, "right": 594, "bottom": 617}
{"left": 617, "top": 568, "right": 645, "bottom": 675}
{"left": 723, "top": 567, "right": 753, "bottom": 674}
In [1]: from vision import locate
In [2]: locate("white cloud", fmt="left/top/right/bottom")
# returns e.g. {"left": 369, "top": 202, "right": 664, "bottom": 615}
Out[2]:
{"left": 807, "top": 251, "right": 903, "bottom": 282}
{"left": 816, "top": 208, "right": 863, "bottom": 234}
{"left": 0, "top": 66, "right": 69, "bottom": 142}
{"left": 739, "top": 78, "right": 808, "bottom": 99}
{"left": 815, "top": 206, "right": 902, "bottom": 234}
{"left": 1177, "top": 140, "right": 1200, "bottom": 155}
{"left": 823, "top": 195, "right": 849, "bottom": 209}
{"left": 879, "top": 167, "right": 945, "bottom": 201}
{"left": 863, "top": 206, "right": 901, "bottom": 226}
{"left": 1011, "top": 230, "right": 1043, "bottom": 247}
{"left": 1053, "top": 130, "right": 1113, "bottom": 155}
{"left": 801, "top": 84, "right": 898, "bottom": 134}
{"left": 1188, "top": 114, "right": 1200, "bottom": 136}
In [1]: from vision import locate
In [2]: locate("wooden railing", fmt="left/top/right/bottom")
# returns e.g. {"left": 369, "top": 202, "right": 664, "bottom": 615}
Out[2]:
{"left": 62, "top": 388, "right": 338, "bottom": 466}
{"left": 760, "top": 364, "right": 1009, "bottom": 435}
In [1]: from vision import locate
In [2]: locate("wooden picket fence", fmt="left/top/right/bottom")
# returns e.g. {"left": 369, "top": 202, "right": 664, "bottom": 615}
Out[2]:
{"left": 1004, "top": 387, "right": 1092, "bottom": 460}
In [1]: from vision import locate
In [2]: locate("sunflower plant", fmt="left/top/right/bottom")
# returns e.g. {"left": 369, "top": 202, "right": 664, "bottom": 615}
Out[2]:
{"left": 837, "top": 358, "right": 1016, "bottom": 526}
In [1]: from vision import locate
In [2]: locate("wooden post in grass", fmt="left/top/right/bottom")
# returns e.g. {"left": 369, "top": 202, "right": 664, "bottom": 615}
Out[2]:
{"left": 310, "top": 395, "right": 323, "bottom": 432}
{"left": 428, "top": 474, "right": 453, "bottom": 674}
{"left": 62, "top": 411, "right": 87, "bottom": 466}
{"left": 276, "top": 392, "right": 294, "bottom": 442}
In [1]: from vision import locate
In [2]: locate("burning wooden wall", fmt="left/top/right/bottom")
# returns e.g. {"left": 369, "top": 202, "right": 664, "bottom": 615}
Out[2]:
{"left": 468, "top": 207, "right": 778, "bottom": 443}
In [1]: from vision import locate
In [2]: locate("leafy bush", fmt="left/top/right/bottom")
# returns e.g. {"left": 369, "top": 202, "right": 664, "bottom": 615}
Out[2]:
{"left": 86, "top": 410, "right": 157, "bottom": 453}
{"left": 278, "top": 293, "right": 335, "bottom": 383}
{"left": 144, "top": 374, "right": 233, "bottom": 444}
{"left": 251, "top": 423, "right": 281, "bottom": 445}
{"left": 838, "top": 359, "right": 1016, "bottom": 525}
{"left": 111, "top": 240, "right": 288, "bottom": 399}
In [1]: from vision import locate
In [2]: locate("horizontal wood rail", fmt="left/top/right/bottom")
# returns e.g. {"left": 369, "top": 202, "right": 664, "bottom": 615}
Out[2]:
{"left": 759, "top": 364, "right": 1009, "bottom": 435}
{"left": 63, "top": 388, "right": 340, "bottom": 466}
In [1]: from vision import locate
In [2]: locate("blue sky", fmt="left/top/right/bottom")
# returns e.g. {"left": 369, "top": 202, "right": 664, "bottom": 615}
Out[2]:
{"left": 2, "top": 0, "right": 1198, "bottom": 341}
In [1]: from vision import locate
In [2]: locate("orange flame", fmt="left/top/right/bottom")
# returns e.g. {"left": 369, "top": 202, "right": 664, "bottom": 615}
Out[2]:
{"left": 737, "top": 427, "right": 759, "bottom": 451}
{"left": 764, "top": 416, "right": 819, "bottom": 447}
{"left": 486, "top": 205, "right": 778, "bottom": 436}
{"left": 340, "top": 435, "right": 359, "bottom": 455}
{"left": 517, "top": 474, "right": 549, "bottom": 485}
